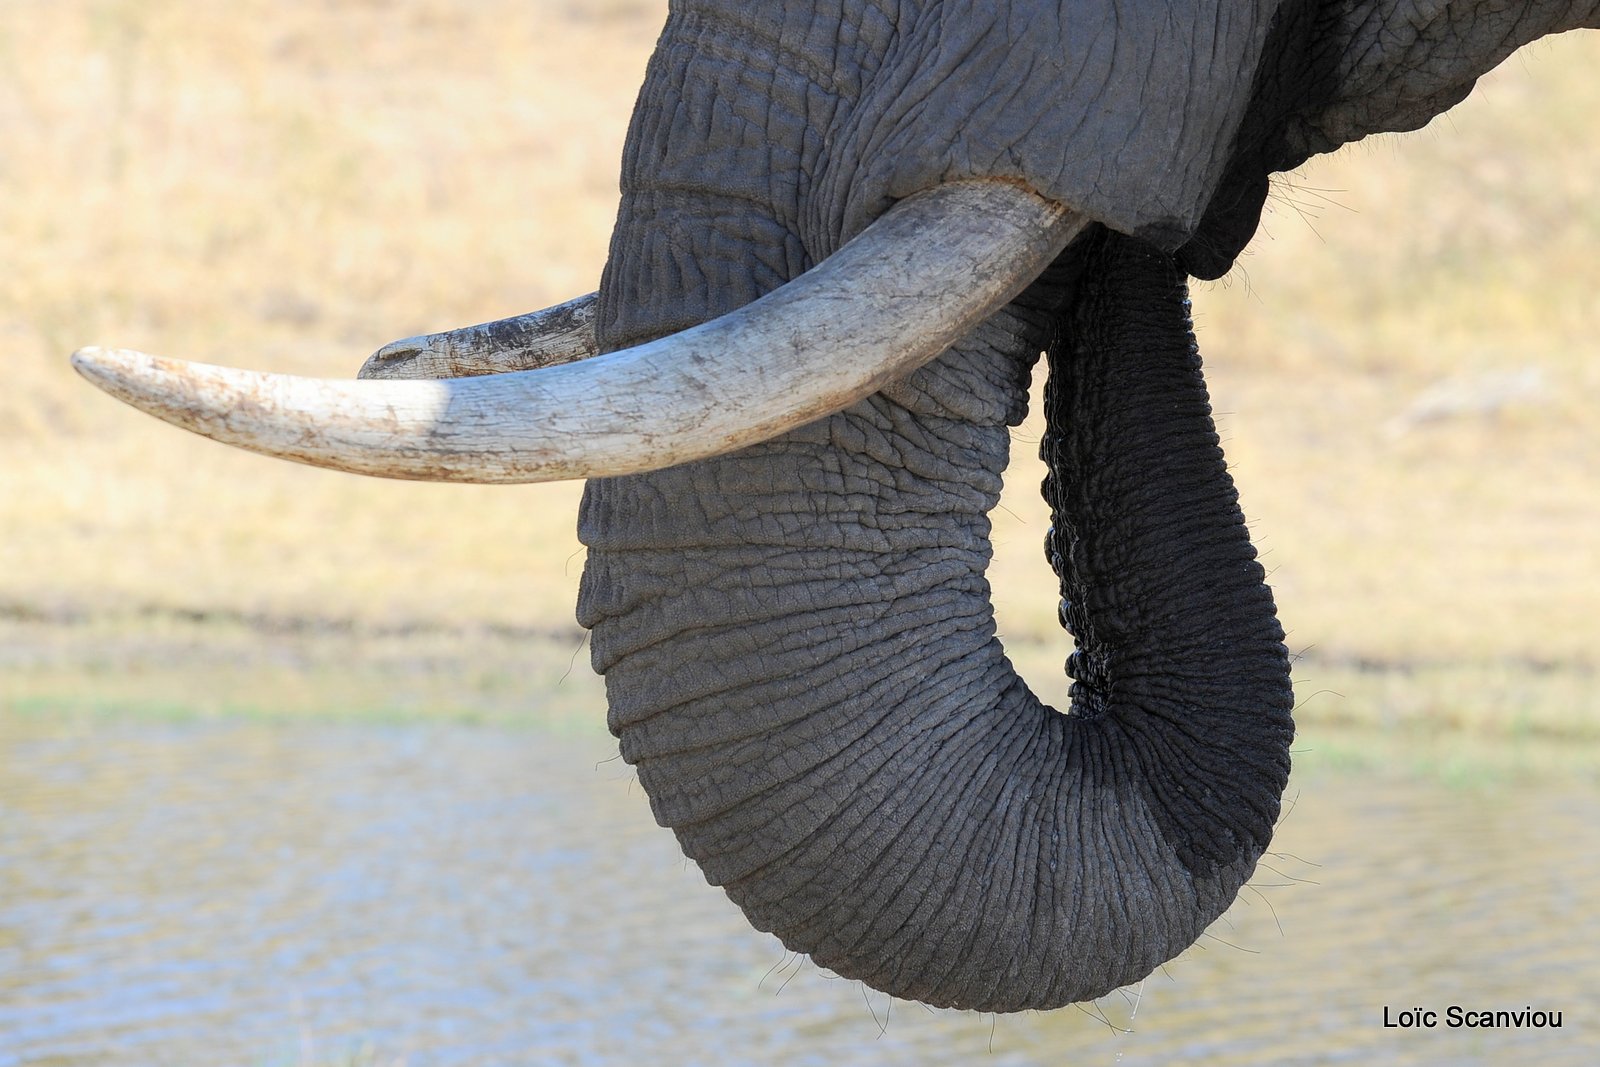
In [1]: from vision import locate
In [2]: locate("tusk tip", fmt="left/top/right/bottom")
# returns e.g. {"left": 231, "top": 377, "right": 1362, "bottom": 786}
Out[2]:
{"left": 357, "top": 336, "right": 431, "bottom": 380}
{"left": 71, "top": 345, "right": 152, "bottom": 389}
{"left": 69, "top": 344, "right": 106, "bottom": 372}
{"left": 70, "top": 347, "right": 200, "bottom": 421}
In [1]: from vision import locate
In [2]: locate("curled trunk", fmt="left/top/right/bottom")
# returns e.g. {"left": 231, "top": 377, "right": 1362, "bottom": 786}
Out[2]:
{"left": 578, "top": 229, "right": 1293, "bottom": 1010}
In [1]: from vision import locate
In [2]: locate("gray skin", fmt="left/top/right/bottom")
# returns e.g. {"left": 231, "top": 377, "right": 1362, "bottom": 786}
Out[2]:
{"left": 573, "top": 1, "right": 1599, "bottom": 1011}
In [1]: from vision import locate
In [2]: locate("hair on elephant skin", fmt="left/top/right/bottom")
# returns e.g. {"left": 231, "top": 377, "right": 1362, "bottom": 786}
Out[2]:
{"left": 72, "top": 0, "right": 1599, "bottom": 1014}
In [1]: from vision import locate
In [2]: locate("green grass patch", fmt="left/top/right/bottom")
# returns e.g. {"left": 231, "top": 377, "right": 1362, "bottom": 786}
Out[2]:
{"left": 1, "top": 616, "right": 609, "bottom": 736}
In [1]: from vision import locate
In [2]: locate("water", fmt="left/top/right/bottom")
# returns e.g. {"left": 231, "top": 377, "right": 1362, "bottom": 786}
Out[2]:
{"left": 1, "top": 713, "right": 1596, "bottom": 1065}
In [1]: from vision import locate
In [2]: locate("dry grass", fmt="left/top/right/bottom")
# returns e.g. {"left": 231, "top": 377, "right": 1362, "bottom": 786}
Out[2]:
{"left": 3, "top": 2, "right": 1596, "bottom": 741}
{"left": 3, "top": 0, "right": 643, "bottom": 630}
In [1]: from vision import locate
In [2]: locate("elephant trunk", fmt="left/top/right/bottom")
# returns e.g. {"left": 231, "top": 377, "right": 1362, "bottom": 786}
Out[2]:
{"left": 1041, "top": 230, "right": 1295, "bottom": 904}
{"left": 577, "top": 224, "right": 1292, "bottom": 1010}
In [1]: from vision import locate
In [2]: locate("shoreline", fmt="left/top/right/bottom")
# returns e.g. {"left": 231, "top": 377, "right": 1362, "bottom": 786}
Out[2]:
{"left": 5, "top": 611, "right": 1595, "bottom": 784}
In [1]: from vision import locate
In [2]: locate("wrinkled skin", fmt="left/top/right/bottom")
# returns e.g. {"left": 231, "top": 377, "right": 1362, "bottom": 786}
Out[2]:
{"left": 574, "top": 2, "right": 1599, "bottom": 1011}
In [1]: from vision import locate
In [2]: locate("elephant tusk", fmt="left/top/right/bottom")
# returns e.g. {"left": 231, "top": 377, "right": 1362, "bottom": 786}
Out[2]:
{"left": 357, "top": 292, "right": 599, "bottom": 380}
{"left": 70, "top": 180, "right": 1087, "bottom": 484}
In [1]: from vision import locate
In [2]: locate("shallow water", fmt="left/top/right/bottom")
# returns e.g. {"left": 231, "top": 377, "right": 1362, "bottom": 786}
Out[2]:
{"left": 1, "top": 713, "right": 1595, "bottom": 1066}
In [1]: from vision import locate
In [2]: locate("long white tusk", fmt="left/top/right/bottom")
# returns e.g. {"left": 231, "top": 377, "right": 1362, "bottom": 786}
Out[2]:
{"left": 71, "top": 180, "right": 1087, "bottom": 484}
{"left": 357, "top": 293, "right": 598, "bottom": 380}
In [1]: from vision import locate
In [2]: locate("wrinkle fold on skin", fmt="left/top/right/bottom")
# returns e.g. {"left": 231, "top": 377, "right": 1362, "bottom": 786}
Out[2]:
{"left": 581, "top": 226, "right": 1293, "bottom": 1009}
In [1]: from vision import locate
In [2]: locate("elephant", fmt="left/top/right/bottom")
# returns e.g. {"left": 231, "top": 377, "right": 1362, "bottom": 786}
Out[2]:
{"left": 70, "top": 0, "right": 1598, "bottom": 1014}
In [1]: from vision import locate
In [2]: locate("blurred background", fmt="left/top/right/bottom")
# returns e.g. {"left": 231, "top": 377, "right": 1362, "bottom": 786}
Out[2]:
{"left": 2, "top": 2, "right": 1596, "bottom": 1064}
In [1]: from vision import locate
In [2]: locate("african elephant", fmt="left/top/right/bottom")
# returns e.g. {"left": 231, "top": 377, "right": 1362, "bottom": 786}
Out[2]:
{"left": 72, "top": 1, "right": 1598, "bottom": 1013}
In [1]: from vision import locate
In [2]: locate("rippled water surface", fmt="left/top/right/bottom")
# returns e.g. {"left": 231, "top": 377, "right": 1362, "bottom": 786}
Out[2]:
{"left": 2, "top": 713, "right": 1596, "bottom": 1065}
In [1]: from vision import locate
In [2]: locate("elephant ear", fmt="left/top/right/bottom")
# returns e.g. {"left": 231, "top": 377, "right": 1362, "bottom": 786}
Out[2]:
{"left": 1176, "top": 0, "right": 1600, "bottom": 279}
{"left": 1290, "top": 0, "right": 1599, "bottom": 158}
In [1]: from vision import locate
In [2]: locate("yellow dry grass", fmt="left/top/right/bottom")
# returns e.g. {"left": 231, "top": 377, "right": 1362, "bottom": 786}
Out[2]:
{"left": 4, "top": 0, "right": 647, "bottom": 630}
{"left": 3, "top": 2, "right": 1597, "bottom": 739}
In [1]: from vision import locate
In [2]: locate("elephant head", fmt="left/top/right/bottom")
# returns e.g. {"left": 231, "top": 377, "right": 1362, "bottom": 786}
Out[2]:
{"left": 71, "top": 1, "right": 1598, "bottom": 1012}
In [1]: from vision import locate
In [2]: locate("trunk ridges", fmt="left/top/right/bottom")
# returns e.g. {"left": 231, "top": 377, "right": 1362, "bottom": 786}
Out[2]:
{"left": 579, "top": 234, "right": 1293, "bottom": 1011}
{"left": 1043, "top": 230, "right": 1294, "bottom": 880}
